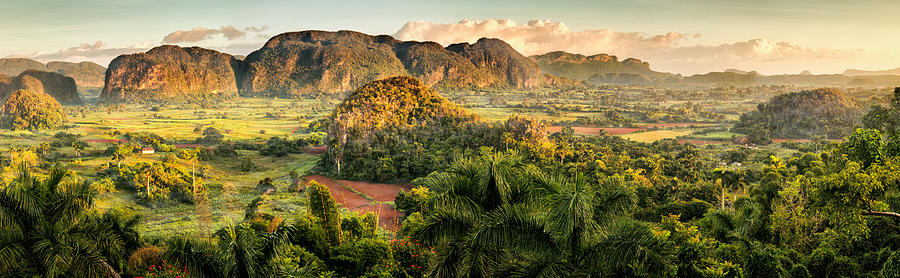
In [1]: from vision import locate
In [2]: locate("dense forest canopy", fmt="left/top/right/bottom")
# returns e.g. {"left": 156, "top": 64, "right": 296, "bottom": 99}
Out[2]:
{"left": 733, "top": 88, "right": 864, "bottom": 142}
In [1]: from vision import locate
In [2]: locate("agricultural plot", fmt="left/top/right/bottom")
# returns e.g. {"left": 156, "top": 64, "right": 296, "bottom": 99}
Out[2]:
{"left": 303, "top": 175, "right": 411, "bottom": 231}
{"left": 621, "top": 129, "right": 694, "bottom": 143}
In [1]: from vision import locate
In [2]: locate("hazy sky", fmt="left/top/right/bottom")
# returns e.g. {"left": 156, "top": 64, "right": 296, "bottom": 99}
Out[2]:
{"left": 2, "top": 0, "right": 899, "bottom": 74}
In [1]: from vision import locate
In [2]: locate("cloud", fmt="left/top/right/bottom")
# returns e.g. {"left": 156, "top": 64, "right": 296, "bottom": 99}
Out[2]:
{"left": 394, "top": 19, "right": 888, "bottom": 74}
{"left": 394, "top": 19, "right": 694, "bottom": 57}
{"left": 244, "top": 25, "right": 269, "bottom": 33}
{"left": 65, "top": 41, "right": 104, "bottom": 52}
{"left": 12, "top": 39, "right": 267, "bottom": 66}
{"left": 5, "top": 40, "right": 154, "bottom": 66}
{"left": 162, "top": 25, "right": 269, "bottom": 43}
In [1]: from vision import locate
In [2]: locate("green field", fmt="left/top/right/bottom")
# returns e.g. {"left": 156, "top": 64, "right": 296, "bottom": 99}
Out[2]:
{"left": 620, "top": 129, "right": 694, "bottom": 143}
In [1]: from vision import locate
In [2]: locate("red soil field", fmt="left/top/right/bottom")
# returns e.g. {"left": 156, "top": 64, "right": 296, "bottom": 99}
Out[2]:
{"left": 303, "top": 175, "right": 371, "bottom": 209}
{"left": 338, "top": 180, "right": 411, "bottom": 202}
{"left": 304, "top": 145, "right": 327, "bottom": 155}
{"left": 301, "top": 175, "right": 408, "bottom": 231}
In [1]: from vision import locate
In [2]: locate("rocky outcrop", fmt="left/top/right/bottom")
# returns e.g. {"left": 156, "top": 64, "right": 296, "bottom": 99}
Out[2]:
{"left": 101, "top": 45, "right": 242, "bottom": 102}
{"left": 0, "top": 70, "right": 81, "bottom": 105}
{"left": 101, "top": 31, "right": 551, "bottom": 100}
{"left": 239, "top": 30, "right": 546, "bottom": 97}
{"left": 445, "top": 38, "right": 544, "bottom": 89}
{"left": 530, "top": 51, "right": 673, "bottom": 85}
{"left": 239, "top": 31, "right": 408, "bottom": 96}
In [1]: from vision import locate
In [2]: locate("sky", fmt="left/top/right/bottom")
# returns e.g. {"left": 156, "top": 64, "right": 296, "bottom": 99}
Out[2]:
{"left": 1, "top": 0, "right": 899, "bottom": 75}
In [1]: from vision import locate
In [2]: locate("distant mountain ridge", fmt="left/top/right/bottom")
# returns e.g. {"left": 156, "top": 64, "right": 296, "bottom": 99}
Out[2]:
{"left": 0, "top": 58, "right": 106, "bottom": 87}
{"left": 104, "top": 30, "right": 550, "bottom": 101}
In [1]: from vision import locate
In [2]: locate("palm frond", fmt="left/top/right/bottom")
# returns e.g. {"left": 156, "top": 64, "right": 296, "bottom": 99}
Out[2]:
{"left": 469, "top": 204, "right": 557, "bottom": 256}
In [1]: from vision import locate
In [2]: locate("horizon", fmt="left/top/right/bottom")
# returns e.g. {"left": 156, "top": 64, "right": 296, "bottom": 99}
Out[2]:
{"left": 2, "top": 0, "right": 900, "bottom": 75}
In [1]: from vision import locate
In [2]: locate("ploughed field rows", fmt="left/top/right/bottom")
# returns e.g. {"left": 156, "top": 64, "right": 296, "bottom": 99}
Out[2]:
{"left": 302, "top": 175, "right": 411, "bottom": 231}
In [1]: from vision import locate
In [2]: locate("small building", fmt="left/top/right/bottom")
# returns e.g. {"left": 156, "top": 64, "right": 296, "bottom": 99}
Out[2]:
{"left": 141, "top": 148, "right": 155, "bottom": 155}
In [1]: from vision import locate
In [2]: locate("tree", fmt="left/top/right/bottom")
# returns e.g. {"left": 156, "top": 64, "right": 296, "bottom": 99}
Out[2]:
{"left": 72, "top": 141, "right": 88, "bottom": 156}
{"left": 0, "top": 165, "right": 126, "bottom": 277}
{"left": 110, "top": 143, "right": 136, "bottom": 167}
{"left": 307, "top": 181, "right": 342, "bottom": 246}
{"left": 883, "top": 250, "right": 900, "bottom": 278}
{"left": 841, "top": 128, "right": 883, "bottom": 168}
{"left": 0, "top": 89, "right": 68, "bottom": 130}
{"left": 808, "top": 157, "right": 900, "bottom": 239}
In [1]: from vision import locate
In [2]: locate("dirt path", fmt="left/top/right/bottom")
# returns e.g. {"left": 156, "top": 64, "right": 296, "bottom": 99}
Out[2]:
{"left": 301, "top": 175, "right": 408, "bottom": 231}
{"left": 303, "top": 175, "right": 372, "bottom": 209}
{"left": 338, "top": 180, "right": 411, "bottom": 202}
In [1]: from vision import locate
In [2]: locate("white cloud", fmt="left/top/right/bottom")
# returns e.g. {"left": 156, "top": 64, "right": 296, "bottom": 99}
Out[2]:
{"left": 394, "top": 19, "right": 894, "bottom": 74}
{"left": 162, "top": 25, "right": 268, "bottom": 43}
{"left": 395, "top": 19, "right": 693, "bottom": 57}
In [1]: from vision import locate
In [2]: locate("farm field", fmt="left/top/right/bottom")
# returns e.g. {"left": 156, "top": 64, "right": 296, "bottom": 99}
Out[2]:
{"left": 620, "top": 129, "right": 695, "bottom": 143}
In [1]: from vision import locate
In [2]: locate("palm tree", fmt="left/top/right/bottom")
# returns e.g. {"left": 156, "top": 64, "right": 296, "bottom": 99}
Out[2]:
{"left": 414, "top": 151, "right": 542, "bottom": 277}
{"left": 415, "top": 151, "right": 661, "bottom": 277}
{"left": 0, "top": 165, "right": 124, "bottom": 277}
{"left": 164, "top": 221, "right": 293, "bottom": 278}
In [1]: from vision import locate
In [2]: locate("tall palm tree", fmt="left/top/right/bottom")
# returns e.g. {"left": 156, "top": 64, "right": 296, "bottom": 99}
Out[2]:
{"left": 415, "top": 151, "right": 659, "bottom": 277}
{"left": 0, "top": 165, "right": 123, "bottom": 277}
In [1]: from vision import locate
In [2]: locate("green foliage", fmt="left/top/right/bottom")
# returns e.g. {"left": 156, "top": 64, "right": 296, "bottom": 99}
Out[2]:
{"left": 0, "top": 89, "right": 67, "bottom": 130}
{"left": 307, "top": 180, "right": 343, "bottom": 246}
{"left": 102, "top": 162, "right": 205, "bottom": 204}
{"left": 323, "top": 76, "right": 486, "bottom": 181}
{"left": 733, "top": 88, "right": 864, "bottom": 140}
{"left": 0, "top": 166, "right": 139, "bottom": 277}
{"left": 259, "top": 134, "right": 324, "bottom": 157}
{"left": 884, "top": 250, "right": 900, "bottom": 278}
{"left": 841, "top": 128, "right": 884, "bottom": 167}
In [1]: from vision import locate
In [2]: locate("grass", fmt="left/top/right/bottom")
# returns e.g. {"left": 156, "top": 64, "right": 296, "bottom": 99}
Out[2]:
{"left": 620, "top": 129, "right": 694, "bottom": 143}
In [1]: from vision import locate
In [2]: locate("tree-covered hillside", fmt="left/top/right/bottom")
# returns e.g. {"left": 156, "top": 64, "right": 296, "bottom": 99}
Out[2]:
{"left": 733, "top": 88, "right": 864, "bottom": 142}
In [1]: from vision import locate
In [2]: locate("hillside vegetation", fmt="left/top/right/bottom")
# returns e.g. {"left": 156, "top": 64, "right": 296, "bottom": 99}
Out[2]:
{"left": 322, "top": 76, "right": 486, "bottom": 181}
{"left": 0, "top": 89, "right": 67, "bottom": 130}
{"left": 733, "top": 88, "right": 863, "bottom": 141}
